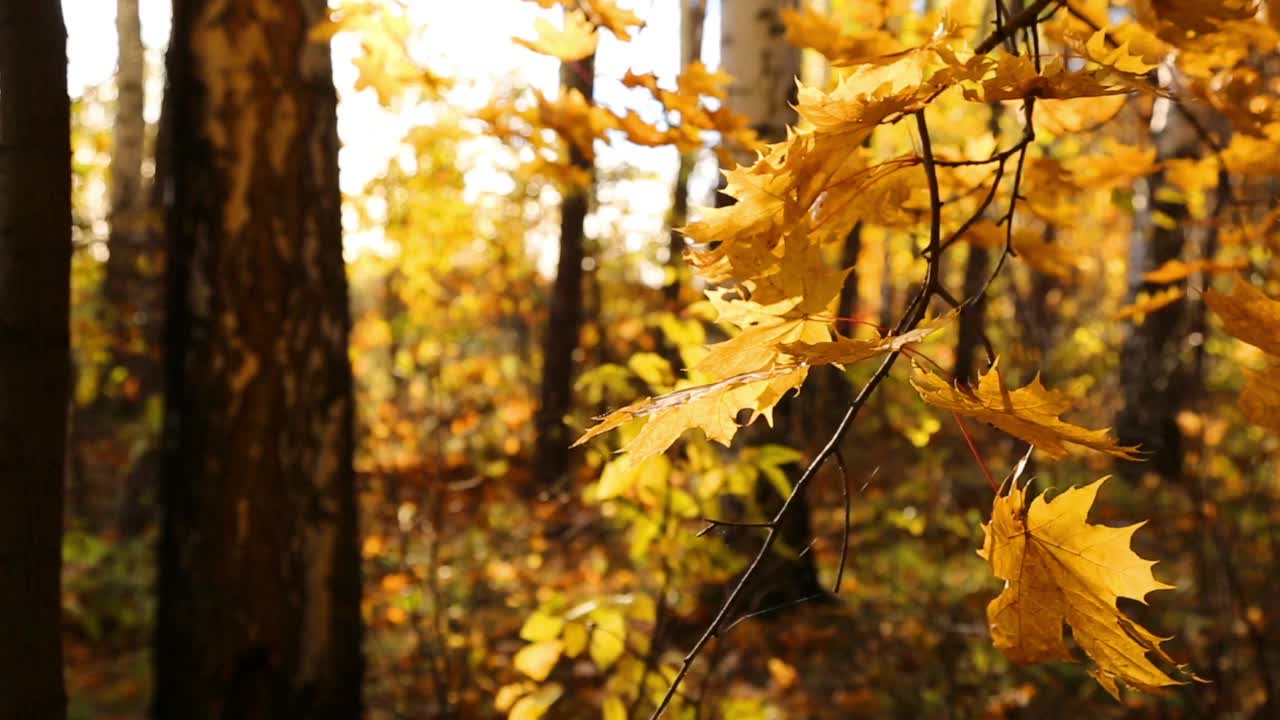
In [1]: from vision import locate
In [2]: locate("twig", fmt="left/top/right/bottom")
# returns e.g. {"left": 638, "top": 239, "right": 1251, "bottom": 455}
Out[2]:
{"left": 696, "top": 517, "right": 773, "bottom": 537}
{"left": 651, "top": 7, "right": 1055, "bottom": 715}
{"left": 975, "top": 0, "right": 1056, "bottom": 54}
{"left": 832, "top": 447, "right": 851, "bottom": 594}
{"left": 629, "top": 470, "right": 678, "bottom": 717}
{"left": 953, "top": 412, "right": 997, "bottom": 492}
{"left": 936, "top": 285, "right": 997, "bottom": 363}
{"left": 649, "top": 107, "right": 950, "bottom": 720}
{"left": 960, "top": 98, "right": 1036, "bottom": 312}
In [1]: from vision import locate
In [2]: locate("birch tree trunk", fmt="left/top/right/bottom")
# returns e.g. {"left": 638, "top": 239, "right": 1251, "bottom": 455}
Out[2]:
{"left": 660, "top": 0, "right": 706, "bottom": 372}
{"left": 154, "top": 1, "right": 362, "bottom": 716}
{"left": 0, "top": 1, "right": 71, "bottom": 717}
{"left": 79, "top": 0, "right": 162, "bottom": 535}
{"left": 720, "top": 0, "right": 799, "bottom": 148}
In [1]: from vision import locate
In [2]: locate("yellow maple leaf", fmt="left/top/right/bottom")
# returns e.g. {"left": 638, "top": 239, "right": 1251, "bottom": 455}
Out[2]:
{"left": 911, "top": 364, "right": 1140, "bottom": 460}
{"left": 1205, "top": 279, "right": 1280, "bottom": 435}
{"left": 796, "top": 50, "right": 939, "bottom": 131}
{"left": 1009, "top": 233, "right": 1078, "bottom": 281}
{"left": 621, "top": 69, "right": 660, "bottom": 94}
{"left": 575, "top": 237, "right": 857, "bottom": 461}
{"left": 1069, "top": 142, "right": 1158, "bottom": 191}
{"left": 695, "top": 236, "right": 848, "bottom": 375}
{"left": 572, "top": 366, "right": 805, "bottom": 464}
{"left": 1034, "top": 95, "right": 1127, "bottom": 135}
{"left": 1203, "top": 278, "right": 1280, "bottom": 357}
{"left": 1241, "top": 363, "right": 1280, "bottom": 434}
{"left": 513, "top": 9, "right": 597, "bottom": 62}
{"left": 980, "top": 477, "right": 1183, "bottom": 698}
{"left": 1083, "top": 29, "right": 1159, "bottom": 74}
{"left": 618, "top": 111, "right": 669, "bottom": 147}
{"left": 1143, "top": 257, "right": 1248, "bottom": 284}
{"left": 534, "top": 88, "right": 618, "bottom": 161}
{"left": 586, "top": 0, "right": 643, "bottom": 41}
{"left": 962, "top": 54, "right": 1139, "bottom": 103}
{"left": 676, "top": 60, "right": 732, "bottom": 100}
{"left": 685, "top": 148, "right": 914, "bottom": 282}
{"left": 1115, "top": 287, "right": 1185, "bottom": 321}
{"left": 781, "top": 4, "right": 902, "bottom": 67}
{"left": 779, "top": 320, "right": 947, "bottom": 366}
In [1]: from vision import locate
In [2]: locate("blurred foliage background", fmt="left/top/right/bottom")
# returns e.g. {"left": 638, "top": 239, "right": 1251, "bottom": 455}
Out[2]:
{"left": 60, "top": 0, "right": 1280, "bottom": 718}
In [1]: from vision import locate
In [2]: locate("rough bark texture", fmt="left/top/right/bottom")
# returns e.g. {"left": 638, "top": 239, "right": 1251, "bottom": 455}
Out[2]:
{"left": 1115, "top": 96, "right": 1198, "bottom": 479}
{"left": 0, "top": 1, "right": 71, "bottom": 717}
{"left": 533, "top": 56, "right": 595, "bottom": 486}
{"left": 155, "top": 1, "right": 362, "bottom": 717}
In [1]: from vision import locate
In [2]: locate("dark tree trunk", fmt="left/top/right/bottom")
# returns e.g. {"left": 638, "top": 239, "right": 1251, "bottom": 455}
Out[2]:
{"left": 1115, "top": 105, "right": 1198, "bottom": 479}
{"left": 878, "top": 237, "right": 897, "bottom": 331}
{"left": 954, "top": 245, "right": 990, "bottom": 383}
{"left": 155, "top": 1, "right": 362, "bottom": 718}
{"left": 837, "top": 223, "right": 862, "bottom": 326}
{"left": 0, "top": 1, "right": 71, "bottom": 717}
{"left": 534, "top": 56, "right": 595, "bottom": 486}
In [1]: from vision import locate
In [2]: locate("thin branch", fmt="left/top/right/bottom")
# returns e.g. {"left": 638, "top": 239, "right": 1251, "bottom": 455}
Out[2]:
{"left": 832, "top": 447, "right": 851, "bottom": 594}
{"left": 696, "top": 518, "right": 773, "bottom": 537}
{"left": 722, "top": 592, "right": 833, "bottom": 632}
{"left": 917, "top": 111, "right": 944, "bottom": 260}
{"left": 936, "top": 285, "right": 997, "bottom": 363}
{"left": 650, "top": 7, "right": 1059, "bottom": 716}
{"left": 649, "top": 346, "right": 914, "bottom": 718}
{"left": 953, "top": 412, "right": 998, "bottom": 492}
{"left": 650, "top": 107, "right": 951, "bottom": 720}
{"left": 960, "top": 98, "right": 1036, "bottom": 312}
{"left": 975, "top": 0, "right": 1056, "bottom": 55}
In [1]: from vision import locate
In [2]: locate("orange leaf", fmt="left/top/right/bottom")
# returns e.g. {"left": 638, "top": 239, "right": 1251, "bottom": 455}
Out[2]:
{"left": 981, "top": 477, "right": 1184, "bottom": 698}
{"left": 513, "top": 10, "right": 597, "bottom": 61}
{"left": 911, "top": 364, "right": 1140, "bottom": 460}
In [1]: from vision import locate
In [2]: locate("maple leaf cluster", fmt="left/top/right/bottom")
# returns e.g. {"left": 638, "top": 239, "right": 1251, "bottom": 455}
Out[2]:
{"left": 578, "top": 22, "right": 1158, "bottom": 468}
{"left": 517, "top": 0, "right": 1280, "bottom": 707}
{"left": 482, "top": 0, "right": 761, "bottom": 189}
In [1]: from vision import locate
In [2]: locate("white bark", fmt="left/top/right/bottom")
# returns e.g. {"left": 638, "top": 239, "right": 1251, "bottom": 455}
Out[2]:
{"left": 718, "top": 0, "right": 799, "bottom": 146}
{"left": 111, "top": 0, "right": 146, "bottom": 218}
